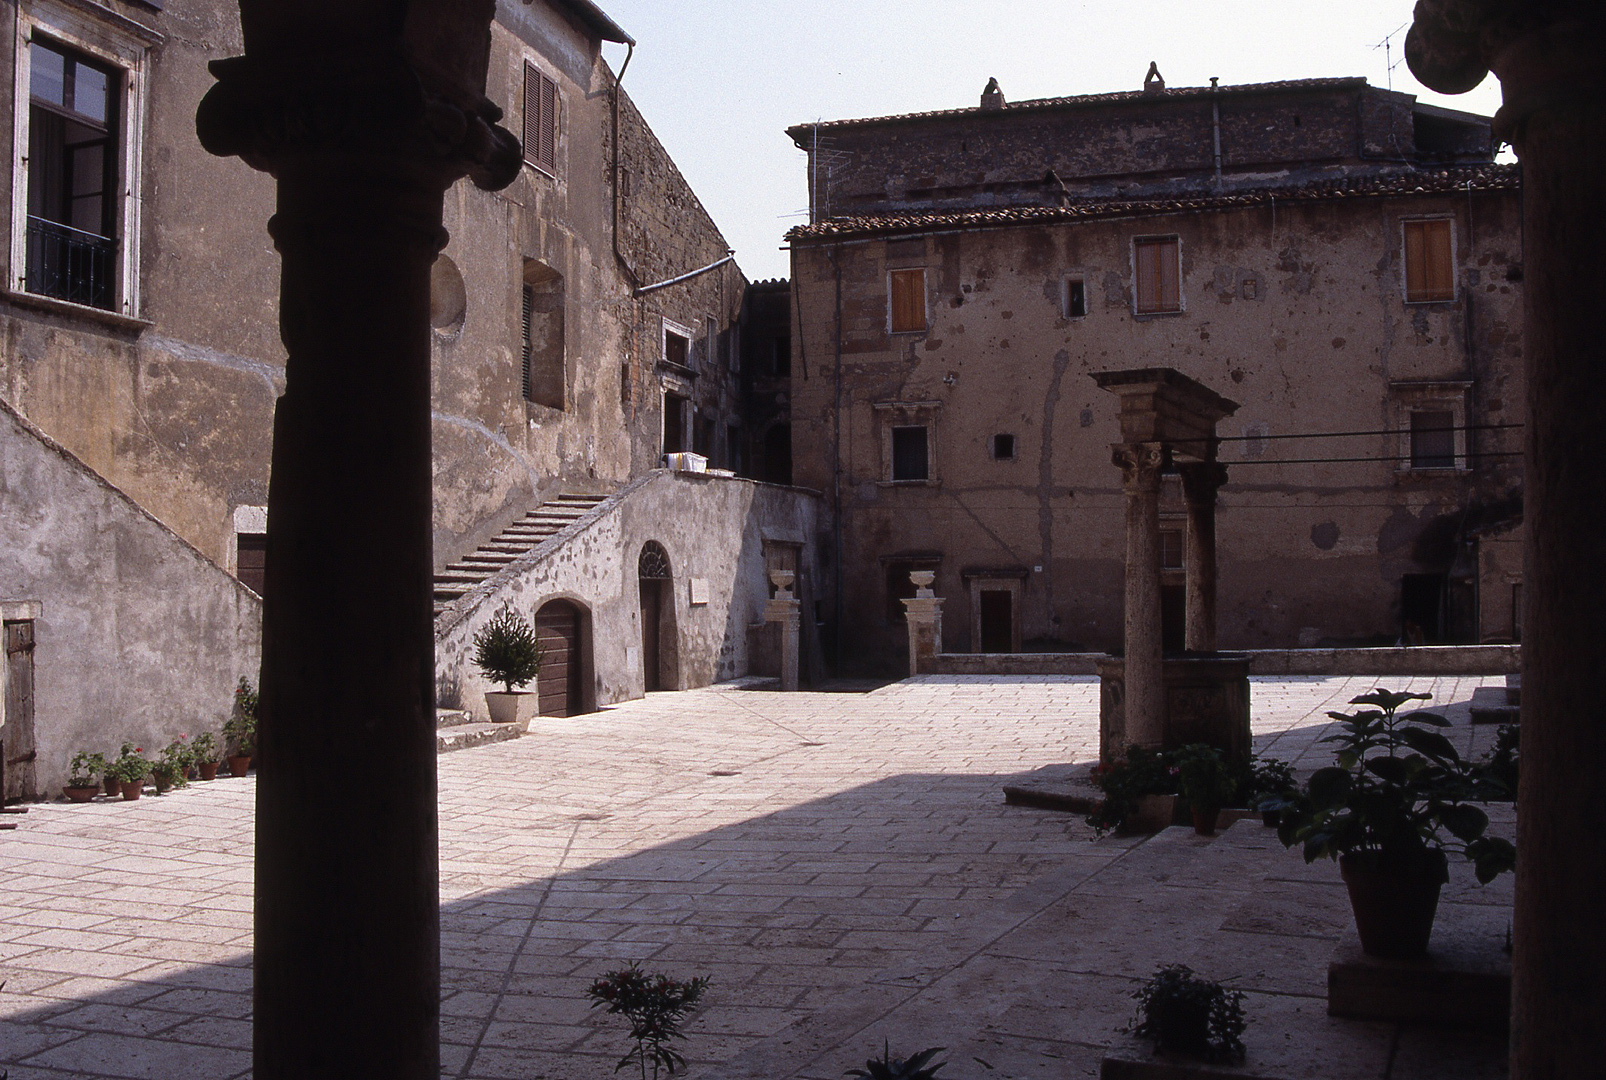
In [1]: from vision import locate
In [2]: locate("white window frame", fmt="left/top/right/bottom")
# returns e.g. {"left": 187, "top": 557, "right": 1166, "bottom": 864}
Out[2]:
{"left": 873, "top": 400, "right": 942, "bottom": 486}
{"left": 662, "top": 317, "right": 694, "bottom": 372}
{"left": 9, "top": 4, "right": 153, "bottom": 320}
{"left": 1390, "top": 381, "right": 1471, "bottom": 473}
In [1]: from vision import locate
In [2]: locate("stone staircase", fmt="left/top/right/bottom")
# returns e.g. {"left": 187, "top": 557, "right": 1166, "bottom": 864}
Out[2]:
{"left": 433, "top": 493, "right": 608, "bottom": 618}
{"left": 436, "top": 708, "right": 524, "bottom": 754}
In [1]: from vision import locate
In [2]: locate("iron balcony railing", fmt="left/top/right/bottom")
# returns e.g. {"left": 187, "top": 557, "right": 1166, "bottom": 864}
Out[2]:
{"left": 25, "top": 215, "right": 115, "bottom": 310}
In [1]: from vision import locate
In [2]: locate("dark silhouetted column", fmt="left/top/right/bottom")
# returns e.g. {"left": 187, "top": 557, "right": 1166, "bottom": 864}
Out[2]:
{"left": 1409, "top": 5, "right": 1606, "bottom": 1077}
{"left": 197, "top": 4, "right": 519, "bottom": 1078}
{"left": 1180, "top": 460, "right": 1227, "bottom": 653}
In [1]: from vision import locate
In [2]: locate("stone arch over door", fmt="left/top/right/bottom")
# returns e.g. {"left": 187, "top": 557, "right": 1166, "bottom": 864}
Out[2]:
{"left": 534, "top": 598, "right": 591, "bottom": 717}
{"left": 638, "top": 541, "right": 679, "bottom": 692}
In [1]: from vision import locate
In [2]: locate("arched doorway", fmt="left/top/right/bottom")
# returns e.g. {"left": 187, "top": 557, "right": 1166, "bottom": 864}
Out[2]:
{"left": 534, "top": 599, "right": 586, "bottom": 717}
{"left": 638, "top": 541, "right": 677, "bottom": 691}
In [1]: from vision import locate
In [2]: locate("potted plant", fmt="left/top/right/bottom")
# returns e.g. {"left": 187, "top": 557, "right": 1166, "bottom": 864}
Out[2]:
{"left": 1129, "top": 964, "right": 1246, "bottom": 1064}
{"left": 109, "top": 743, "right": 152, "bottom": 801}
{"left": 1174, "top": 743, "right": 1238, "bottom": 836}
{"left": 190, "top": 731, "right": 221, "bottom": 781}
{"left": 1267, "top": 688, "right": 1516, "bottom": 958}
{"left": 225, "top": 679, "right": 258, "bottom": 777}
{"left": 1087, "top": 744, "right": 1178, "bottom": 834}
{"left": 473, "top": 608, "right": 544, "bottom": 726}
{"left": 152, "top": 737, "right": 193, "bottom": 794}
{"left": 64, "top": 751, "right": 106, "bottom": 802}
{"left": 1245, "top": 756, "right": 1299, "bottom": 827}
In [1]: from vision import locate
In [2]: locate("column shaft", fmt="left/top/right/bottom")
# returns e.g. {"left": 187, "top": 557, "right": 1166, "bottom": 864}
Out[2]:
{"left": 1118, "top": 445, "right": 1166, "bottom": 747}
{"left": 1181, "top": 462, "right": 1226, "bottom": 654}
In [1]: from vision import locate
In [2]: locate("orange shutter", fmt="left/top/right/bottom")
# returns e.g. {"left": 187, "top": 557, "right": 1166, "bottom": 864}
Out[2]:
{"left": 1135, "top": 238, "right": 1180, "bottom": 313}
{"left": 890, "top": 269, "right": 926, "bottom": 332}
{"left": 1405, "top": 220, "right": 1454, "bottom": 301}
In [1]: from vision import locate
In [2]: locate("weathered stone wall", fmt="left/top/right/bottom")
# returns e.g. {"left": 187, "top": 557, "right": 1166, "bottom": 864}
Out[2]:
{"left": 791, "top": 185, "right": 1524, "bottom": 672}
{"left": 0, "top": 400, "right": 261, "bottom": 795}
{"left": 435, "top": 471, "right": 820, "bottom": 717}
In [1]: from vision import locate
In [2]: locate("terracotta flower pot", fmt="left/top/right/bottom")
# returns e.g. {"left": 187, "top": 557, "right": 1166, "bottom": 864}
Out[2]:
{"left": 1121, "top": 793, "right": 1177, "bottom": 834}
{"left": 64, "top": 785, "right": 100, "bottom": 803}
{"left": 1339, "top": 850, "right": 1448, "bottom": 959}
{"left": 120, "top": 780, "right": 143, "bottom": 801}
{"left": 226, "top": 755, "right": 252, "bottom": 778}
{"left": 198, "top": 761, "right": 219, "bottom": 781}
{"left": 153, "top": 775, "right": 174, "bottom": 794}
{"left": 1191, "top": 805, "right": 1221, "bottom": 836}
{"left": 104, "top": 776, "right": 121, "bottom": 796}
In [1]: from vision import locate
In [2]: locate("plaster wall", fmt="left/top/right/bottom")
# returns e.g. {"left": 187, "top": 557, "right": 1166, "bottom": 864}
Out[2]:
{"left": 435, "top": 470, "right": 820, "bottom": 718}
{"left": 0, "top": 399, "right": 260, "bottom": 795}
{"left": 791, "top": 188, "right": 1523, "bottom": 672}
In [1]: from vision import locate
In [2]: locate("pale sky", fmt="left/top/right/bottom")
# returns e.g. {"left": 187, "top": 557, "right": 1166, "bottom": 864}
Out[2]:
{"left": 594, "top": 1, "right": 1505, "bottom": 283}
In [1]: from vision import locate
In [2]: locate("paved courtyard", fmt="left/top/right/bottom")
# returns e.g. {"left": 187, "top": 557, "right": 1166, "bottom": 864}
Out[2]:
{"left": 1, "top": 675, "right": 1512, "bottom": 1079}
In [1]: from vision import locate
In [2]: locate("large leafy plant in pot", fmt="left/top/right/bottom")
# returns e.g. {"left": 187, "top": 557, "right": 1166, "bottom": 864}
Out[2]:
{"left": 473, "top": 608, "right": 544, "bottom": 726}
{"left": 1269, "top": 688, "right": 1515, "bottom": 958}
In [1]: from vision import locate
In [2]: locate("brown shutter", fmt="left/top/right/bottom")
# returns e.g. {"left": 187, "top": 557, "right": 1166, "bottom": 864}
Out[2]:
{"left": 523, "top": 63, "right": 558, "bottom": 173}
{"left": 539, "top": 74, "right": 557, "bottom": 169}
{"left": 1135, "top": 238, "right": 1180, "bottom": 313}
{"left": 889, "top": 268, "right": 925, "bottom": 332}
{"left": 1405, "top": 219, "right": 1454, "bottom": 302}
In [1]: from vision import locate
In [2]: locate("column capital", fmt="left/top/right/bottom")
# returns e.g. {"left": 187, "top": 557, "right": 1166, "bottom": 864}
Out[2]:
{"left": 1407, "top": 1, "right": 1606, "bottom": 142}
{"left": 1179, "top": 460, "right": 1229, "bottom": 504}
{"left": 1111, "top": 443, "right": 1168, "bottom": 491}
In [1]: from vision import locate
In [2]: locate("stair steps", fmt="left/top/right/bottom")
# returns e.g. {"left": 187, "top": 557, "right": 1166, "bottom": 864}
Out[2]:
{"left": 436, "top": 708, "right": 524, "bottom": 754}
{"left": 433, "top": 493, "right": 607, "bottom": 617}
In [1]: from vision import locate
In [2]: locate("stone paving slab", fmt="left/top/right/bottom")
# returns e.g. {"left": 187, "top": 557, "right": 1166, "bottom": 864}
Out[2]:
{"left": 0, "top": 676, "right": 1511, "bottom": 1079}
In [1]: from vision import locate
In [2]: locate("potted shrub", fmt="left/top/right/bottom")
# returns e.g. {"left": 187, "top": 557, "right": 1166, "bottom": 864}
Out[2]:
{"left": 190, "top": 732, "right": 221, "bottom": 781}
{"left": 152, "top": 737, "right": 192, "bottom": 794}
{"left": 109, "top": 743, "right": 151, "bottom": 800}
{"left": 1246, "top": 756, "right": 1299, "bottom": 827}
{"left": 1267, "top": 688, "right": 1516, "bottom": 958}
{"left": 473, "top": 608, "right": 544, "bottom": 726}
{"left": 1087, "top": 744, "right": 1178, "bottom": 834}
{"left": 1129, "top": 964, "right": 1246, "bottom": 1064}
{"left": 1174, "top": 743, "right": 1238, "bottom": 835}
{"left": 225, "top": 679, "right": 259, "bottom": 777}
{"left": 64, "top": 751, "right": 105, "bottom": 802}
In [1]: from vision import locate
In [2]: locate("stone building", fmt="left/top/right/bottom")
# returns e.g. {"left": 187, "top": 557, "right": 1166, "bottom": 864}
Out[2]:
{"left": 0, "top": 0, "right": 815, "bottom": 795}
{"left": 785, "top": 74, "right": 1524, "bottom": 673}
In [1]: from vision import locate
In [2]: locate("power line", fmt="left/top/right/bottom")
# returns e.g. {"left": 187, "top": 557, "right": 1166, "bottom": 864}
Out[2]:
{"left": 1213, "top": 422, "right": 1524, "bottom": 443}
{"left": 1232, "top": 450, "right": 1523, "bottom": 466}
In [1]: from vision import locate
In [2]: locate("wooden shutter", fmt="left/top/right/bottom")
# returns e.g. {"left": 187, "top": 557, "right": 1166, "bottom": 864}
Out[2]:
{"left": 523, "top": 63, "right": 557, "bottom": 173}
{"left": 889, "top": 268, "right": 926, "bottom": 332}
{"left": 1135, "top": 238, "right": 1180, "bottom": 313}
{"left": 521, "top": 283, "right": 534, "bottom": 400}
{"left": 1404, "top": 219, "right": 1454, "bottom": 302}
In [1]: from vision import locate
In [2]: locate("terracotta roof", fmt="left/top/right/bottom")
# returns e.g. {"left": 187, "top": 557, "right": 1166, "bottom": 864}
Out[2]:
{"left": 786, "top": 77, "right": 1369, "bottom": 142}
{"left": 785, "top": 164, "right": 1519, "bottom": 242}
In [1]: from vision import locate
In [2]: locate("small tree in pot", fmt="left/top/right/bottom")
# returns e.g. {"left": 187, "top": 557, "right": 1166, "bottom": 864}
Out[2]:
{"left": 1265, "top": 688, "right": 1515, "bottom": 958}
{"left": 473, "top": 608, "right": 544, "bottom": 726}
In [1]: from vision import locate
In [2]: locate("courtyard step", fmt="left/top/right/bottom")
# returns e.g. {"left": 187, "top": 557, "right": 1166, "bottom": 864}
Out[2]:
{"left": 1470, "top": 685, "right": 1520, "bottom": 725}
{"left": 433, "top": 493, "right": 608, "bottom": 617}
{"left": 436, "top": 714, "right": 524, "bottom": 754}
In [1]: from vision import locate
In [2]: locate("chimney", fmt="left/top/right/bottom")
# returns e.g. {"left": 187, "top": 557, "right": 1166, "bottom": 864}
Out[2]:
{"left": 981, "top": 77, "right": 1005, "bottom": 111}
{"left": 1144, "top": 61, "right": 1165, "bottom": 93}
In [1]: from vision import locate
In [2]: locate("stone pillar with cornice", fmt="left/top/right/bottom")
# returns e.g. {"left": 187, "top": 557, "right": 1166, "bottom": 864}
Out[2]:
{"left": 902, "top": 570, "right": 944, "bottom": 677}
{"left": 196, "top": 4, "right": 520, "bottom": 1077}
{"left": 1408, "top": 5, "right": 1606, "bottom": 1076}
{"left": 1114, "top": 442, "right": 1167, "bottom": 747}
{"left": 765, "top": 570, "right": 802, "bottom": 691}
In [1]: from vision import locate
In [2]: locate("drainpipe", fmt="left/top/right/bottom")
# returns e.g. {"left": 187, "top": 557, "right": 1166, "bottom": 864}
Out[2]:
{"left": 1210, "top": 77, "right": 1223, "bottom": 186}
{"left": 611, "top": 41, "right": 637, "bottom": 287}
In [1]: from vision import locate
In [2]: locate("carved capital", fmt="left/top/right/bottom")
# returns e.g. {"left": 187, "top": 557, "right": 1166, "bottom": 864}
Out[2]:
{"left": 1179, "top": 461, "right": 1229, "bottom": 505}
{"left": 1112, "top": 443, "right": 1168, "bottom": 492}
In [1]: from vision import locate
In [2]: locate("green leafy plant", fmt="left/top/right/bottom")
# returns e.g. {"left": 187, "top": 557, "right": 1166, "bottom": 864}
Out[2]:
{"left": 472, "top": 608, "right": 544, "bottom": 693}
{"left": 1477, "top": 723, "right": 1519, "bottom": 796}
{"left": 225, "top": 679, "right": 259, "bottom": 757}
{"left": 1267, "top": 689, "right": 1516, "bottom": 883}
{"left": 1130, "top": 964, "right": 1246, "bottom": 1063}
{"left": 587, "top": 963, "right": 709, "bottom": 1080}
{"left": 1173, "top": 743, "right": 1238, "bottom": 812}
{"left": 845, "top": 1042, "right": 948, "bottom": 1079}
{"left": 1087, "top": 744, "right": 1178, "bottom": 833}
{"left": 108, "top": 743, "right": 151, "bottom": 785}
{"left": 189, "top": 731, "right": 219, "bottom": 765}
{"left": 68, "top": 751, "right": 107, "bottom": 788}
{"left": 1245, "top": 756, "right": 1298, "bottom": 810}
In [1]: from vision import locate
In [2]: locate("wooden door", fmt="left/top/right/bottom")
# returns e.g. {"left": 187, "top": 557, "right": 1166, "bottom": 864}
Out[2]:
{"left": 535, "top": 601, "right": 583, "bottom": 717}
{"left": 979, "top": 590, "right": 1012, "bottom": 653}
{"left": 4, "top": 621, "right": 38, "bottom": 802}
{"left": 640, "top": 580, "right": 661, "bottom": 692}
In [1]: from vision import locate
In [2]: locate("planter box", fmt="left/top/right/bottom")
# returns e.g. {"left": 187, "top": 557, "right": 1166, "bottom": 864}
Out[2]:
{"left": 486, "top": 691, "right": 537, "bottom": 728}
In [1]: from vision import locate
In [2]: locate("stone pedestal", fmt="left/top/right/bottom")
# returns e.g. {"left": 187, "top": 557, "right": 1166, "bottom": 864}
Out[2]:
{"left": 901, "top": 570, "right": 944, "bottom": 677}
{"left": 1096, "top": 654, "right": 1251, "bottom": 765}
{"left": 763, "top": 570, "right": 801, "bottom": 692}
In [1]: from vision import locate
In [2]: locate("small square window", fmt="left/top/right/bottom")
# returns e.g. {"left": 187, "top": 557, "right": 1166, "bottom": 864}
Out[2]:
{"left": 1134, "top": 237, "right": 1181, "bottom": 314}
{"left": 891, "top": 426, "right": 929, "bottom": 481}
{"left": 1410, "top": 410, "right": 1456, "bottom": 469}
{"left": 1063, "top": 278, "right": 1088, "bottom": 318}
{"left": 1404, "top": 219, "right": 1454, "bottom": 302}
{"left": 889, "top": 268, "right": 927, "bottom": 333}
{"left": 991, "top": 433, "right": 1016, "bottom": 460}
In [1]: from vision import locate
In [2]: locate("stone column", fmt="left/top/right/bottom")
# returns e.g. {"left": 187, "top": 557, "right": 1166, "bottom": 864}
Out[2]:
{"left": 1179, "top": 460, "right": 1227, "bottom": 654}
{"left": 901, "top": 570, "right": 944, "bottom": 677}
{"left": 197, "top": 8, "right": 519, "bottom": 1079}
{"left": 1408, "top": 6, "right": 1606, "bottom": 1077}
{"left": 1114, "top": 443, "right": 1167, "bottom": 747}
{"left": 764, "top": 570, "right": 801, "bottom": 691}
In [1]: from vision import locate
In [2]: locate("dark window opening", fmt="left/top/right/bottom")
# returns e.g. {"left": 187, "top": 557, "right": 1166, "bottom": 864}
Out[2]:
{"left": 1065, "top": 278, "right": 1088, "bottom": 317}
{"left": 1410, "top": 410, "right": 1456, "bottom": 469}
{"left": 1160, "top": 528, "right": 1184, "bottom": 570}
{"left": 991, "top": 433, "right": 1015, "bottom": 460}
{"left": 762, "top": 423, "right": 792, "bottom": 485}
{"left": 1161, "top": 583, "right": 1186, "bottom": 653}
{"left": 726, "top": 423, "right": 742, "bottom": 473}
{"left": 662, "top": 393, "right": 686, "bottom": 456}
{"left": 26, "top": 39, "right": 119, "bottom": 310}
{"left": 236, "top": 533, "right": 267, "bottom": 596}
{"left": 665, "top": 329, "right": 689, "bottom": 370}
{"left": 692, "top": 412, "right": 713, "bottom": 458}
{"left": 1401, "top": 572, "right": 1446, "bottom": 644}
{"left": 979, "top": 590, "right": 1013, "bottom": 652}
{"left": 891, "top": 426, "right": 929, "bottom": 481}
{"left": 773, "top": 335, "right": 791, "bottom": 377}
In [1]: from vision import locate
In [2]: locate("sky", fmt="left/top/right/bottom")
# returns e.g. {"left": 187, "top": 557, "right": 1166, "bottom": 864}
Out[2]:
{"left": 592, "top": 1, "right": 1506, "bottom": 283}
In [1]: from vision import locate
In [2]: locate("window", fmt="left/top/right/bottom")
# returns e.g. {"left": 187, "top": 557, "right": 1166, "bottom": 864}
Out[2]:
{"left": 662, "top": 393, "right": 687, "bottom": 455}
{"left": 889, "top": 268, "right": 926, "bottom": 333}
{"left": 773, "top": 335, "right": 791, "bottom": 377}
{"left": 1063, "top": 277, "right": 1088, "bottom": 318}
{"left": 1409, "top": 410, "right": 1456, "bottom": 469}
{"left": 1160, "top": 528, "right": 1184, "bottom": 570}
{"left": 22, "top": 38, "right": 120, "bottom": 310}
{"left": 692, "top": 412, "right": 713, "bottom": 458}
{"left": 663, "top": 324, "right": 690, "bottom": 370}
{"left": 1404, "top": 219, "right": 1454, "bottom": 302}
{"left": 726, "top": 423, "right": 742, "bottom": 472}
{"left": 522, "top": 62, "right": 558, "bottom": 175}
{"left": 891, "top": 426, "right": 929, "bottom": 481}
{"left": 991, "top": 433, "right": 1015, "bottom": 460}
{"left": 521, "top": 262, "right": 564, "bottom": 409}
{"left": 236, "top": 533, "right": 267, "bottom": 595}
{"left": 1134, "top": 237, "right": 1181, "bottom": 314}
